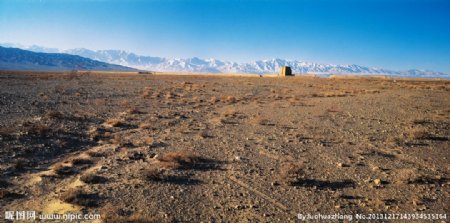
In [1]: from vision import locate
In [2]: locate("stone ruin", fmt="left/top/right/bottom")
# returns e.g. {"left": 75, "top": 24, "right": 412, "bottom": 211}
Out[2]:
{"left": 279, "top": 66, "right": 293, "bottom": 77}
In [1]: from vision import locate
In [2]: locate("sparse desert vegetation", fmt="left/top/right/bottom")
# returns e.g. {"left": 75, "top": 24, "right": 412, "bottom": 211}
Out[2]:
{"left": 0, "top": 71, "right": 449, "bottom": 222}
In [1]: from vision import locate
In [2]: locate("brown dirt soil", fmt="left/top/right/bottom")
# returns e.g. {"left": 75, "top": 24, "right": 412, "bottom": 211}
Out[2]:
{"left": 0, "top": 71, "right": 449, "bottom": 222}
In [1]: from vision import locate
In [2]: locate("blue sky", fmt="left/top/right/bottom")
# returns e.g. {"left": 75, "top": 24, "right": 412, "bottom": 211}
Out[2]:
{"left": 1, "top": 0, "right": 449, "bottom": 72}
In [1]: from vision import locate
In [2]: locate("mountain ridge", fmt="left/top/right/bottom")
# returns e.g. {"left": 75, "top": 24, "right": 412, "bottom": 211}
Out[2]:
{"left": 0, "top": 46, "right": 137, "bottom": 72}
{"left": 1, "top": 43, "right": 448, "bottom": 78}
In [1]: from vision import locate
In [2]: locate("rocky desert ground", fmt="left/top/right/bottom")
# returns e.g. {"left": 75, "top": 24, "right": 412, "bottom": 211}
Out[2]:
{"left": 0, "top": 71, "right": 449, "bottom": 222}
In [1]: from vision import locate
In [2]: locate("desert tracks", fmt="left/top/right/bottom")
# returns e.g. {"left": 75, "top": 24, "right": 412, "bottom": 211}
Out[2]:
{"left": 15, "top": 144, "right": 114, "bottom": 220}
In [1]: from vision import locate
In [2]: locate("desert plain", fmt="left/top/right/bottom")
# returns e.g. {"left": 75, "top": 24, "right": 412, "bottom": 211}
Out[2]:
{"left": 0, "top": 71, "right": 449, "bottom": 222}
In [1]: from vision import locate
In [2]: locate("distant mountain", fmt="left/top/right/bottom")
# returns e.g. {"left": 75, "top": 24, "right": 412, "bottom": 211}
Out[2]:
{"left": 0, "top": 46, "right": 137, "bottom": 72}
{"left": 2, "top": 43, "right": 448, "bottom": 78}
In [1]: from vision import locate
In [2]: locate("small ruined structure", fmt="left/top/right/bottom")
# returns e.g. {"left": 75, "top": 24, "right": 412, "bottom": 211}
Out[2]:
{"left": 279, "top": 66, "right": 293, "bottom": 77}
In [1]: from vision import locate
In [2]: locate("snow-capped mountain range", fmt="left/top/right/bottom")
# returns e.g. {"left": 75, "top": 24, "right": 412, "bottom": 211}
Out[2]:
{"left": 0, "top": 46, "right": 136, "bottom": 72}
{"left": 1, "top": 43, "right": 448, "bottom": 78}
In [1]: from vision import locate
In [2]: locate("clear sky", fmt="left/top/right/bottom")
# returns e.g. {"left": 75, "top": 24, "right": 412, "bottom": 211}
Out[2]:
{"left": 1, "top": 0, "right": 449, "bottom": 72}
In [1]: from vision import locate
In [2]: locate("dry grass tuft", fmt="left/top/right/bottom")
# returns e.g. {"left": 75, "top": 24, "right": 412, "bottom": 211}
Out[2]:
{"left": 143, "top": 136, "right": 154, "bottom": 145}
{"left": 0, "top": 189, "right": 8, "bottom": 199}
{"left": 143, "top": 167, "right": 169, "bottom": 181}
{"left": 221, "top": 95, "right": 237, "bottom": 103}
{"left": 139, "top": 123, "right": 152, "bottom": 129}
{"left": 71, "top": 157, "right": 94, "bottom": 165}
{"left": 249, "top": 114, "right": 272, "bottom": 126}
{"left": 279, "top": 161, "right": 305, "bottom": 185}
{"left": 158, "top": 150, "right": 202, "bottom": 168}
{"left": 13, "top": 159, "right": 27, "bottom": 171}
{"left": 0, "top": 127, "right": 16, "bottom": 137}
{"left": 164, "top": 92, "right": 174, "bottom": 100}
{"left": 142, "top": 87, "right": 152, "bottom": 98}
{"left": 198, "top": 131, "right": 213, "bottom": 139}
{"left": 104, "top": 118, "right": 123, "bottom": 128}
{"left": 127, "top": 107, "right": 142, "bottom": 114}
{"left": 175, "top": 124, "right": 190, "bottom": 134}
{"left": 209, "top": 96, "right": 219, "bottom": 104}
{"left": 221, "top": 108, "right": 237, "bottom": 117}
{"left": 408, "top": 127, "right": 430, "bottom": 140}
{"left": 45, "top": 111, "right": 63, "bottom": 119}
{"left": 93, "top": 98, "right": 107, "bottom": 106}
{"left": 120, "top": 99, "right": 130, "bottom": 108}
{"left": 61, "top": 188, "right": 99, "bottom": 207}
{"left": 311, "top": 92, "right": 347, "bottom": 97}
{"left": 86, "top": 150, "right": 106, "bottom": 158}
{"left": 111, "top": 134, "right": 126, "bottom": 146}
{"left": 25, "top": 123, "right": 50, "bottom": 136}
{"left": 54, "top": 164, "right": 75, "bottom": 175}
{"left": 80, "top": 173, "right": 107, "bottom": 184}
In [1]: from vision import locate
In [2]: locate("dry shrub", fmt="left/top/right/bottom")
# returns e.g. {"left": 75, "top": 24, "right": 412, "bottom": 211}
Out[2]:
{"left": 93, "top": 98, "right": 107, "bottom": 106}
{"left": 103, "top": 132, "right": 112, "bottom": 138}
{"left": 198, "top": 131, "right": 213, "bottom": 139}
{"left": 279, "top": 161, "right": 305, "bottom": 185}
{"left": 175, "top": 124, "right": 190, "bottom": 134}
{"left": 142, "top": 87, "right": 152, "bottom": 98}
{"left": 143, "top": 167, "right": 169, "bottom": 181}
{"left": 120, "top": 99, "right": 130, "bottom": 108}
{"left": 0, "top": 188, "right": 24, "bottom": 200}
{"left": 312, "top": 92, "right": 347, "bottom": 97}
{"left": 392, "top": 168, "right": 418, "bottom": 184}
{"left": 209, "top": 116, "right": 224, "bottom": 126}
{"left": 127, "top": 107, "right": 142, "bottom": 114}
{"left": 104, "top": 118, "right": 122, "bottom": 128}
{"left": 25, "top": 123, "right": 50, "bottom": 136}
{"left": 0, "top": 189, "right": 21, "bottom": 199}
{"left": 143, "top": 136, "right": 154, "bottom": 145}
{"left": 408, "top": 127, "right": 430, "bottom": 140}
{"left": 86, "top": 150, "right": 106, "bottom": 158}
{"left": 111, "top": 134, "right": 126, "bottom": 146}
{"left": 54, "top": 164, "right": 75, "bottom": 175}
{"left": 258, "top": 118, "right": 273, "bottom": 126}
{"left": 13, "top": 159, "right": 27, "bottom": 171}
{"left": 221, "top": 95, "right": 237, "bottom": 103}
{"left": 0, "top": 127, "right": 16, "bottom": 137}
{"left": 386, "top": 136, "right": 402, "bottom": 146}
{"left": 80, "top": 173, "right": 107, "bottom": 184}
{"left": 158, "top": 150, "right": 202, "bottom": 167}
{"left": 61, "top": 188, "right": 99, "bottom": 207}
{"left": 45, "top": 111, "right": 63, "bottom": 119}
{"left": 250, "top": 114, "right": 272, "bottom": 126}
{"left": 210, "top": 96, "right": 219, "bottom": 104}
{"left": 151, "top": 91, "right": 161, "bottom": 98}
{"left": 327, "top": 108, "right": 341, "bottom": 113}
{"left": 71, "top": 158, "right": 94, "bottom": 165}
{"left": 139, "top": 123, "right": 151, "bottom": 129}
{"left": 272, "top": 94, "right": 283, "bottom": 100}
{"left": 116, "top": 147, "right": 129, "bottom": 159}
{"left": 222, "top": 108, "right": 235, "bottom": 116}
{"left": 164, "top": 92, "right": 174, "bottom": 100}
{"left": 0, "top": 189, "right": 8, "bottom": 199}
{"left": 183, "top": 83, "right": 202, "bottom": 91}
